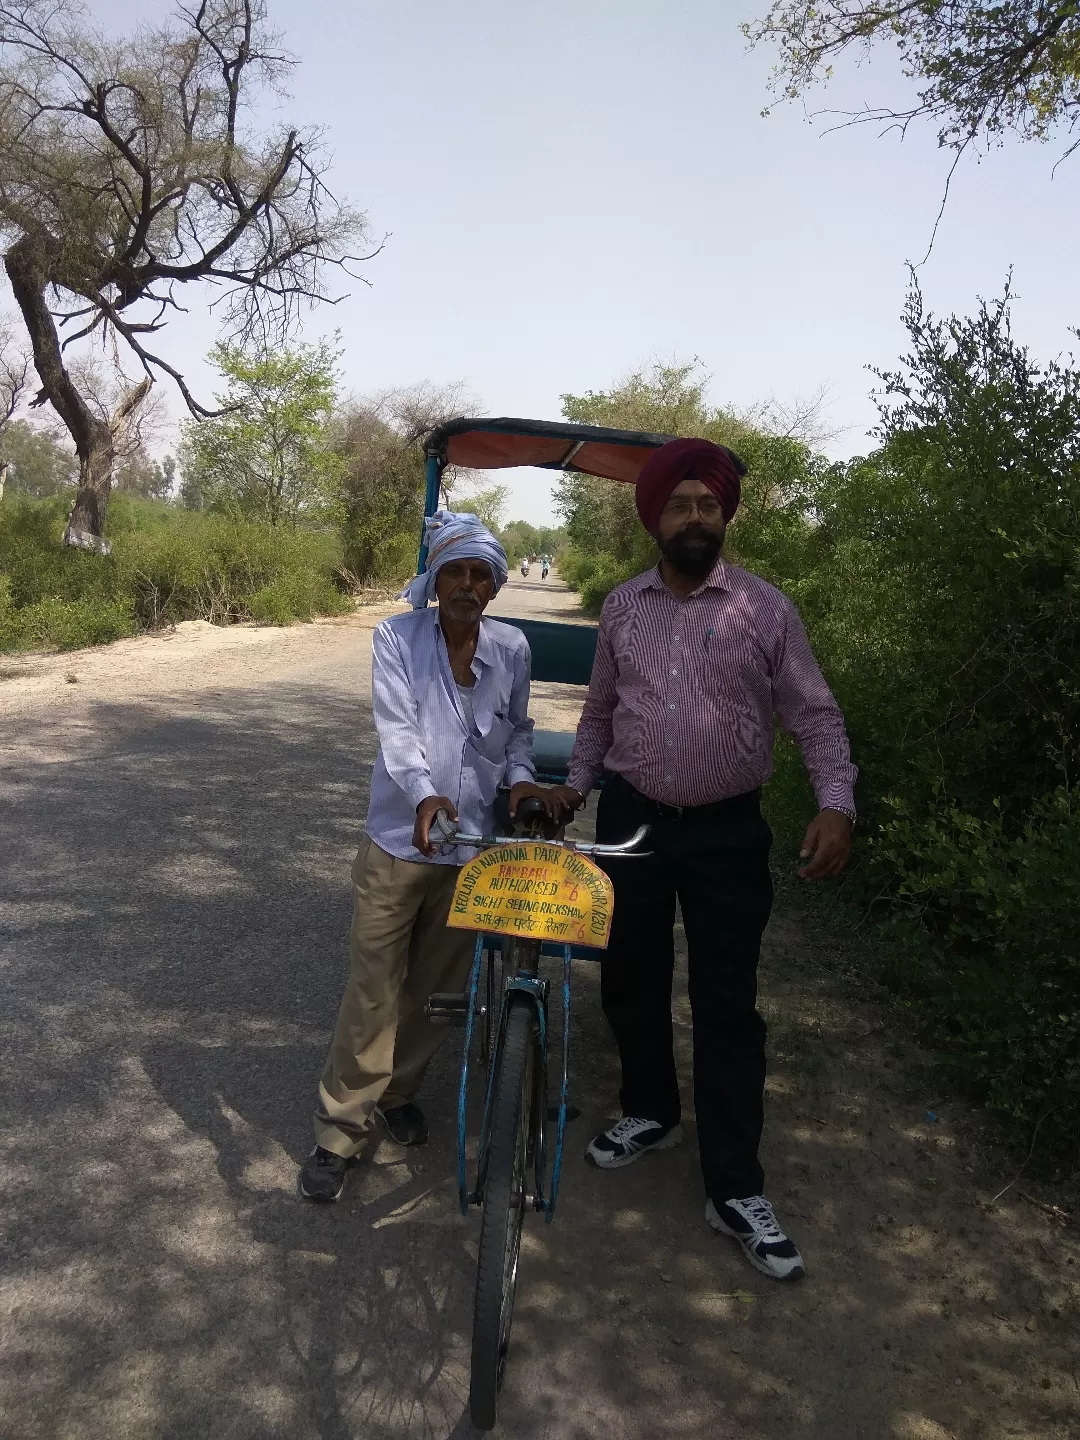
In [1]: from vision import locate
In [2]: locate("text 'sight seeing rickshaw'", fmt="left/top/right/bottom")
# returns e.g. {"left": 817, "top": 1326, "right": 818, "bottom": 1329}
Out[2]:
{"left": 417, "top": 418, "right": 672, "bottom": 1429}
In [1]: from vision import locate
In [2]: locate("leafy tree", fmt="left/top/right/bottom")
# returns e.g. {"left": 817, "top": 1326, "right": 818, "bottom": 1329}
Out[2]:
{"left": 500, "top": 519, "right": 566, "bottom": 563}
{"left": 809, "top": 277, "right": 1080, "bottom": 828}
{"left": 114, "top": 450, "right": 176, "bottom": 503}
{"left": 179, "top": 342, "right": 344, "bottom": 527}
{"left": 0, "top": 0, "right": 369, "bottom": 544}
{"left": 744, "top": 0, "right": 1080, "bottom": 159}
{"left": 1, "top": 419, "right": 76, "bottom": 498}
{"left": 778, "top": 278, "right": 1080, "bottom": 1164}
{"left": 454, "top": 485, "right": 510, "bottom": 534}
{"left": 333, "top": 384, "right": 474, "bottom": 586}
{"left": 554, "top": 362, "right": 824, "bottom": 609}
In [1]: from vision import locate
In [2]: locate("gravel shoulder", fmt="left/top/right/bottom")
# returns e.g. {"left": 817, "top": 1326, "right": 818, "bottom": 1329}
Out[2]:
{"left": 1, "top": 575, "right": 1076, "bottom": 1440}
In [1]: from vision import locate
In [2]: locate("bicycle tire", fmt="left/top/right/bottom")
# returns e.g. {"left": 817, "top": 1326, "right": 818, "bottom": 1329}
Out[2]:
{"left": 469, "top": 994, "right": 537, "bottom": 1430}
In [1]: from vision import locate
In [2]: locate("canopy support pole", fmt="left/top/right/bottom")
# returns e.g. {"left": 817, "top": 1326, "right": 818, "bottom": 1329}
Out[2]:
{"left": 417, "top": 452, "right": 444, "bottom": 575}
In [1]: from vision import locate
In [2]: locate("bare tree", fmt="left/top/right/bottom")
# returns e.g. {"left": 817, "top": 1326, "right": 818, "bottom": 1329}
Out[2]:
{"left": 737, "top": 384, "right": 851, "bottom": 451}
{"left": 73, "top": 352, "right": 165, "bottom": 469}
{"left": 0, "top": 0, "right": 372, "bottom": 546}
{"left": 364, "top": 380, "right": 480, "bottom": 502}
{"left": 0, "top": 313, "right": 30, "bottom": 500}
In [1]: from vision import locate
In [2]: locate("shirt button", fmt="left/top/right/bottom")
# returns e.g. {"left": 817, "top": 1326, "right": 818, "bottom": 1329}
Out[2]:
{"left": 671, "top": 668, "right": 678, "bottom": 675}
{"left": 669, "top": 703, "right": 676, "bottom": 711}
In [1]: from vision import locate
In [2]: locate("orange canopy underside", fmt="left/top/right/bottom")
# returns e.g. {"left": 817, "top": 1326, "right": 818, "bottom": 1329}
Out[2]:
{"left": 436, "top": 420, "right": 672, "bottom": 485}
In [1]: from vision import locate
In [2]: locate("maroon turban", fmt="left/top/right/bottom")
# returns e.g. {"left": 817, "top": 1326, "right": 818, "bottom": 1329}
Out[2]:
{"left": 634, "top": 438, "right": 744, "bottom": 534}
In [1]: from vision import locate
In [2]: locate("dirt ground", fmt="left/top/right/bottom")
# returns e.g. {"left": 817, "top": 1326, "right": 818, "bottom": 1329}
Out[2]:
{"left": 1, "top": 571, "right": 1077, "bottom": 1440}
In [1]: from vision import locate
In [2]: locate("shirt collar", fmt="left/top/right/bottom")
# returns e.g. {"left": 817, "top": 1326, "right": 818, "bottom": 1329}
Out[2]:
{"left": 474, "top": 616, "right": 497, "bottom": 668}
{"left": 643, "top": 555, "right": 729, "bottom": 597}
{"left": 432, "top": 606, "right": 493, "bottom": 676}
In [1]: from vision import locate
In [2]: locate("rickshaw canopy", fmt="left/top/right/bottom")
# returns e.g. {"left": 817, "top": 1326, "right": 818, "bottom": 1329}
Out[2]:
{"left": 425, "top": 416, "right": 674, "bottom": 485}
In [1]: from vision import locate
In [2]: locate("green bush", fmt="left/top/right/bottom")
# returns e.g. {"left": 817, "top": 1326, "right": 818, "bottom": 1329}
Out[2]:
{"left": 247, "top": 583, "right": 296, "bottom": 626}
{"left": 0, "top": 493, "right": 351, "bottom": 651}
{"left": 871, "top": 791, "right": 1080, "bottom": 1164}
{"left": 775, "top": 285, "right": 1080, "bottom": 1168}
{"left": 557, "top": 299, "right": 1080, "bottom": 1170}
{"left": 559, "top": 546, "right": 641, "bottom": 614}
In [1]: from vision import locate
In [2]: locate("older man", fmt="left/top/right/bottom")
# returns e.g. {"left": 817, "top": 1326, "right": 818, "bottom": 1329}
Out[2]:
{"left": 552, "top": 440, "right": 857, "bottom": 1280}
{"left": 301, "top": 512, "right": 557, "bottom": 1202}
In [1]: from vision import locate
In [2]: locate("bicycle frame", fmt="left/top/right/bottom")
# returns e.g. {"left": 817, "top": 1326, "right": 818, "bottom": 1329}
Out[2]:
{"left": 457, "top": 933, "right": 572, "bottom": 1224}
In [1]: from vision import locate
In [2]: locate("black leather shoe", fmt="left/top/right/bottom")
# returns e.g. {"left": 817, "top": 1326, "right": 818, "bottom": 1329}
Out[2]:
{"left": 378, "top": 1102, "right": 428, "bottom": 1145}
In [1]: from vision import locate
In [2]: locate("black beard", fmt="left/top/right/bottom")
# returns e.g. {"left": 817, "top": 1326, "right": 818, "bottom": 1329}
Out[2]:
{"left": 659, "top": 524, "right": 723, "bottom": 576}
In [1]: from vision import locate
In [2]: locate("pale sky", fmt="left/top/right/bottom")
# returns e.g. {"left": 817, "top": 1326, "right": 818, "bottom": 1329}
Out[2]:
{"left": 26, "top": 0, "right": 1080, "bottom": 524}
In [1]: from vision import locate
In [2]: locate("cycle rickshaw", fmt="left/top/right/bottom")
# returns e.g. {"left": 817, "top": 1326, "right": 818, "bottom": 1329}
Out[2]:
{"left": 417, "top": 417, "right": 671, "bottom": 1429}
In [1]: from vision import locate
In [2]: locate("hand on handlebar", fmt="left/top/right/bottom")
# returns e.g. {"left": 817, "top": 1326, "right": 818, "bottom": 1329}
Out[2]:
{"left": 508, "top": 781, "right": 569, "bottom": 824}
{"left": 414, "top": 795, "right": 457, "bottom": 857}
{"left": 547, "top": 785, "right": 585, "bottom": 819}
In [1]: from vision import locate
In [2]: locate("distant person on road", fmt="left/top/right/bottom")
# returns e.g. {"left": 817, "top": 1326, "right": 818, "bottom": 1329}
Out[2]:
{"left": 520, "top": 557, "right": 529, "bottom": 578}
{"left": 301, "top": 511, "right": 561, "bottom": 1202}
{"left": 550, "top": 439, "right": 857, "bottom": 1281}
{"left": 541, "top": 558, "right": 549, "bottom": 580}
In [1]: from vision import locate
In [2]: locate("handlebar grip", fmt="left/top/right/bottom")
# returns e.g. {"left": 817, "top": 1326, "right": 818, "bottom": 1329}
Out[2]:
{"left": 515, "top": 795, "right": 548, "bottom": 825}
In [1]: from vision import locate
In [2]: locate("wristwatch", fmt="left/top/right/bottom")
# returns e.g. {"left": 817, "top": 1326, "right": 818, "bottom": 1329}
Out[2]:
{"left": 825, "top": 806, "right": 857, "bottom": 827}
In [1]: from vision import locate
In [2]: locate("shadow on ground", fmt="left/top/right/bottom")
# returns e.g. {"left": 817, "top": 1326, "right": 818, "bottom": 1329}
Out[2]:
{"left": 1, "top": 675, "right": 1077, "bottom": 1439}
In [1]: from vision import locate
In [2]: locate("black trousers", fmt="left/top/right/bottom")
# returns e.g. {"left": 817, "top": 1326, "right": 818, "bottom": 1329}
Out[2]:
{"left": 595, "top": 772, "right": 774, "bottom": 1202}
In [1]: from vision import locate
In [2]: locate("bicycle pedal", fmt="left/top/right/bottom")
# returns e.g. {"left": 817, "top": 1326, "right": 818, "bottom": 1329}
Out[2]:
{"left": 425, "top": 992, "right": 475, "bottom": 1025}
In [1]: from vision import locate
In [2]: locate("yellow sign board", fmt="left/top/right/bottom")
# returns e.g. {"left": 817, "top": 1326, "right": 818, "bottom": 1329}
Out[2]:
{"left": 447, "top": 842, "right": 614, "bottom": 947}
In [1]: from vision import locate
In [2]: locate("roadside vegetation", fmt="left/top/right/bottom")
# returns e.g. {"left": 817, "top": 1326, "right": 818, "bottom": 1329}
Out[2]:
{"left": 557, "top": 285, "right": 1080, "bottom": 1176}
{"left": 0, "top": 494, "right": 351, "bottom": 650}
{"left": 0, "top": 339, "right": 565, "bottom": 651}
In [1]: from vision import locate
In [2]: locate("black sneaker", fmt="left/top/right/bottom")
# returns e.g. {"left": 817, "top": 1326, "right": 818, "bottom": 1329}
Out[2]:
{"left": 299, "top": 1145, "right": 353, "bottom": 1202}
{"left": 585, "top": 1116, "right": 683, "bottom": 1169}
{"left": 706, "top": 1195, "right": 805, "bottom": 1281}
{"left": 377, "top": 1102, "right": 428, "bottom": 1146}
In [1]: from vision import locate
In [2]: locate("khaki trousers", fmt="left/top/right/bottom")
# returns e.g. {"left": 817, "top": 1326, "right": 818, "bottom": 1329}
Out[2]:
{"left": 313, "top": 835, "right": 475, "bottom": 1159}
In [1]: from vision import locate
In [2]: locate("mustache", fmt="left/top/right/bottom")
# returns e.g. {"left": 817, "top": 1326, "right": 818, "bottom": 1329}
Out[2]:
{"left": 448, "top": 589, "right": 481, "bottom": 604}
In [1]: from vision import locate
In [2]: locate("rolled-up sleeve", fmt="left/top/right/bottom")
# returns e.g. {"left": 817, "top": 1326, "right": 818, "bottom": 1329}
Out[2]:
{"left": 371, "top": 621, "right": 438, "bottom": 813}
{"left": 503, "top": 642, "right": 536, "bottom": 788}
{"left": 567, "top": 611, "right": 617, "bottom": 796}
{"left": 772, "top": 600, "right": 858, "bottom": 815}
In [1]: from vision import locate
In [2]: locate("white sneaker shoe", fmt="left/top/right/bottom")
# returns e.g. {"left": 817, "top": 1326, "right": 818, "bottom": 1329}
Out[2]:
{"left": 706, "top": 1195, "right": 805, "bottom": 1281}
{"left": 585, "top": 1116, "right": 683, "bottom": 1169}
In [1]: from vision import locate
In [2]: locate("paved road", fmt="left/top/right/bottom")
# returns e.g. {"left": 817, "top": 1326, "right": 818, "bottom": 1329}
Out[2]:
{"left": 3, "top": 577, "right": 1068, "bottom": 1440}
{"left": 1, "top": 581, "right": 721, "bottom": 1440}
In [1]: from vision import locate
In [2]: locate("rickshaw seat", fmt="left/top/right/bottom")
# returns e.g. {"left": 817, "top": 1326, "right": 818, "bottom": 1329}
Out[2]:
{"left": 532, "top": 729, "right": 576, "bottom": 783}
{"left": 497, "top": 617, "right": 597, "bottom": 686}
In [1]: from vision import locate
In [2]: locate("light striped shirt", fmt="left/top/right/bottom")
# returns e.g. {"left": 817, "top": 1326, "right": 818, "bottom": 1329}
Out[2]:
{"left": 366, "top": 608, "right": 535, "bottom": 864}
{"left": 566, "top": 559, "right": 857, "bottom": 812}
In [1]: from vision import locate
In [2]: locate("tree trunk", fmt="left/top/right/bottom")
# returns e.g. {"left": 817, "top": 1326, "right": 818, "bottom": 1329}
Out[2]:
{"left": 66, "top": 441, "right": 116, "bottom": 552}
{"left": 4, "top": 238, "right": 116, "bottom": 551}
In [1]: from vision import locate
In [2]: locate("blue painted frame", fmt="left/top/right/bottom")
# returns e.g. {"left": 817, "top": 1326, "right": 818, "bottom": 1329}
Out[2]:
{"left": 456, "top": 938, "right": 573, "bottom": 1222}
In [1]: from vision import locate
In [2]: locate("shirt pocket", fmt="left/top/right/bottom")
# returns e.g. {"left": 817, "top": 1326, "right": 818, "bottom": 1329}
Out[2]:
{"left": 701, "top": 624, "right": 771, "bottom": 692}
{"left": 470, "top": 673, "right": 515, "bottom": 759}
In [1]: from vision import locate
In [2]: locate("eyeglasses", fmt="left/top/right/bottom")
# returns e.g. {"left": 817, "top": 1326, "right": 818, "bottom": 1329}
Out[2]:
{"left": 661, "top": 495, "right": 724, "bottom": 521}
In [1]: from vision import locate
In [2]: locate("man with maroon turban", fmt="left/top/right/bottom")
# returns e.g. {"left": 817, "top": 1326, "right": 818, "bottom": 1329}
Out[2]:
{"left": 552, "top": 438, "right": 856, "bottom": 1281}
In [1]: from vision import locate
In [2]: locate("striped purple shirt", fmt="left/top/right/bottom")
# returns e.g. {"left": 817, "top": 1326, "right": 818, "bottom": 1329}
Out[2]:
{"left": 566, "top": 559, "right": 857, "bottom": 812}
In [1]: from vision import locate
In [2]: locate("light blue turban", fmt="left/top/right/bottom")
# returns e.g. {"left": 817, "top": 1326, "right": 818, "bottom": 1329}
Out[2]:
{"left": 400, "top": 510, "right": 509, "bottom": 609}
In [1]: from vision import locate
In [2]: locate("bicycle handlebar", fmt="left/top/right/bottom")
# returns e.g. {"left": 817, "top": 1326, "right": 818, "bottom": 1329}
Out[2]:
{"left": 432, "top": 809, "right": 651, "bottom": 858}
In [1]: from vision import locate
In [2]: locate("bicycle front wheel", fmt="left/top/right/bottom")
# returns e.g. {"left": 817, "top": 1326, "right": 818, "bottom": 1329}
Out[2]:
{"left": 469, "top": 994, "right": 538, "bottom": 1431}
